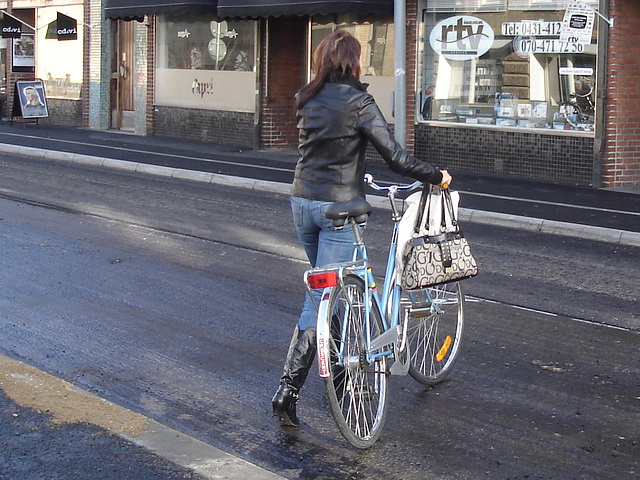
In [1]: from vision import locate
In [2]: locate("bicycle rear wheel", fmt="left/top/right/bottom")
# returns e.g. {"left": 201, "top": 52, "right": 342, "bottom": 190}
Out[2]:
{"left": 323, "top": 274, "right": 389, "bottom": 449}
{"left": 406, "top": 281, "right": 465, "bottom": 385}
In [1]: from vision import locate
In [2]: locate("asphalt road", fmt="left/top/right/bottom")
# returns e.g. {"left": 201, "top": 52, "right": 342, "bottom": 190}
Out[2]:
{"left": 0, "top": 122, "right": 639, "bottom": 238}
{"left": 0, "top": 153, "right": 638, "bottom": 479}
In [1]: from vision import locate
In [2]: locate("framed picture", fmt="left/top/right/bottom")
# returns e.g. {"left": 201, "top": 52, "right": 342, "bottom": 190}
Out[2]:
{"left": 12, "top": 34, "right": 35, "bottom": 73}
{"left": 16, "top": 80, "right": 48, "bottom": 118}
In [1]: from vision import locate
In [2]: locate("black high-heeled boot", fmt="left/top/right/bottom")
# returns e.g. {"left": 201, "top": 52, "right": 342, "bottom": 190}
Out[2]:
{"left": 272, "top": 326, "right": 316, "bottom": 427}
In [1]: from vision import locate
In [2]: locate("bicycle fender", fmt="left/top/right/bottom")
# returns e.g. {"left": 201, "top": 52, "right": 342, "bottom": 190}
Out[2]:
{"left": 316, "top": 287, "right": 332, "bottom": 378}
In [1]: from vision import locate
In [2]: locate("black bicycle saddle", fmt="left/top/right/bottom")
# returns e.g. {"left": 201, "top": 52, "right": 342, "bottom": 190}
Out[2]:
{"left": 325, "top": 197, "right": 372, "bottom": 227}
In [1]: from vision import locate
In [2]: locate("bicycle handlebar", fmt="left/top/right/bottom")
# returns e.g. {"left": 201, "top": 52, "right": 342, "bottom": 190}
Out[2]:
{"left": 364, "top": 174, "right": 425, "bottom": 220}
{"left": 364, "top": 174, "right": 423, "bottom": 195}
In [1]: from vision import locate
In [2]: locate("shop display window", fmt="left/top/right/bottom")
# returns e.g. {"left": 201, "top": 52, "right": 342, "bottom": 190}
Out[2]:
{"left": 418, "top": 0, "right": 598, "bottom": 133}
{"left": 36, "top": 6, "right": 83, "bottom": 100}
{"left": 157, "top": 16, "right": 255, "bottom": 72}
{"left": 311, "top": 14, "right": 396, "bottom": 121}
{"left": 155, "top": 16, "right": 257, "bottom": 112}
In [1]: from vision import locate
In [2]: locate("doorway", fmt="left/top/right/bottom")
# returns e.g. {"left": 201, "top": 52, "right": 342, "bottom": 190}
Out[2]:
{"left": 110, "top": 20, "right": 135, "bottom": 131}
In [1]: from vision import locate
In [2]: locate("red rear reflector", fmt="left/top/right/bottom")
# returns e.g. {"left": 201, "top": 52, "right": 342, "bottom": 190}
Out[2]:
{"left": 308, "top": 271, "right": 338, "bottom": 289}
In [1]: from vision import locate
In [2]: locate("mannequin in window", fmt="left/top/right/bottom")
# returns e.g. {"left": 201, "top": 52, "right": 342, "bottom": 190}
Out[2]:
{"left": 421, "top": 85, "right": 434, "bottom": 120}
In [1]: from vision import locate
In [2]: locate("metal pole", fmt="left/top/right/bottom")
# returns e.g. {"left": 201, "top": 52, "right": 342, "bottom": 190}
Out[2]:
{"left": 394, "top": 0, "right": 406, "bottom": 148}
{"left": 593, "top": 0, "right": 610, "bottom": 188}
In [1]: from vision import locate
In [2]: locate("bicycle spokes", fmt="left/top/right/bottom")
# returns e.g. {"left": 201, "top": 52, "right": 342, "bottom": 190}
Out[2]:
{"left": 406, "top": 282, "right": 465, "bottom": 386}
{"left": 323, "top": 275, "right": 389, "bottom": 449}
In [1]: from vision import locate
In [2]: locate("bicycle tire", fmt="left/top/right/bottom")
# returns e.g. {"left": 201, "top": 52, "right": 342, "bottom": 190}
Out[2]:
{"left": 323, "top": 274, "right": 389, "bottom": 449}
{"left": 406, "top": 281, "right": 465, "bottom": 385}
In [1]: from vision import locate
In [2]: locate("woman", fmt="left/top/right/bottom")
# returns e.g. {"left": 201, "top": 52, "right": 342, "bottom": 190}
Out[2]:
{"left": 22, "top": 86, "right": 47, "bottom": 117}
{"left": 272, "top": 30, "right": 452, "bottom": 427}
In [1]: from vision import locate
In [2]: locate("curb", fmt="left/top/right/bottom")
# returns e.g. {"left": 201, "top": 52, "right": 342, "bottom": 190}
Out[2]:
{"left": 0, "top": 354, "right": 286, "bottom": 480}
{"left": 126, "top": 419, "right": 287, "bottom": 480}
{"left": 3, "top": 143, "right": 640, "bottom": 248}
{"left": 366, "top": 187, "right": 640, "bottom": 248}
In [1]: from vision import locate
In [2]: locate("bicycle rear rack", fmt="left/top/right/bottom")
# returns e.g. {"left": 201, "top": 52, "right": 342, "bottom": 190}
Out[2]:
{"left": 303, "top": 259, "right": 368, "bottom": 311}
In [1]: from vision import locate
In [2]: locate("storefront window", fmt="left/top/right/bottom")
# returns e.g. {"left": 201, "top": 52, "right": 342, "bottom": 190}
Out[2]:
{"left": 157, "top": 16, "right": 255, "bottom": 71}
{"left": 419, "top": 0, "right": 598, "bottom": 133}
{"left": 312, "top": 14, "right": 396, "bottom": 122}
{"left": 36, "top": 6, "right": 83, "bottom": 100}
{"left": 155, "top": 16, "right": 257, "bottom": 111}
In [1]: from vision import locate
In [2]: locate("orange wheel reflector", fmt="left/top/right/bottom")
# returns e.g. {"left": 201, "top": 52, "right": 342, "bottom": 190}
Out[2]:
{"left": 308, "top": 271, "right": 338, "bottom": 289}
{"left": 435, "top": 335, "right": 452, "bottom": 362}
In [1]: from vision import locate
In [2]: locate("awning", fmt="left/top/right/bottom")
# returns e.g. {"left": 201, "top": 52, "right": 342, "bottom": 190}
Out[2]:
{"left": 45, "top": 14, "right": 78, "bottom": 40}
{"left": 216, "top": 0, "right": 393, "bottom": 19}
{"left": 104, "top": 0, "right": 217, "bottom": 21}
{"left": 1, "top": 13, "right": 23, "bottom": 38}
{"left": 57, "top": 12, "right": 78, "bottom": 40}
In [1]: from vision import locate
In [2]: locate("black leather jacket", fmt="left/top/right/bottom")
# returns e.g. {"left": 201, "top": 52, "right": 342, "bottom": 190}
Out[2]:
{"left": 292, "top": 78, "right": 443, "bottom": 202}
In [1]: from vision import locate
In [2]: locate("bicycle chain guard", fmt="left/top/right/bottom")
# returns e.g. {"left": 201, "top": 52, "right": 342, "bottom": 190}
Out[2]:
{"left": 368, "top": 318, "right": 410, "bottom": 376}
{"left": 389, "top": 308, "right": 410, "bottom": 376}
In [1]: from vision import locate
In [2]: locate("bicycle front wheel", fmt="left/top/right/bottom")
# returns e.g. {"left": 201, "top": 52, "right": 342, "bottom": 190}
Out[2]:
{"left": 323, "top": 274, "right": 389, "bottom": 449}
{"left": 406, "top": 281, "right": 465, "bottom": 385}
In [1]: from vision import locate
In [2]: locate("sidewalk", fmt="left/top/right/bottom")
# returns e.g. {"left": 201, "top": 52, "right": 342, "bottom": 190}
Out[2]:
{"left": 0, "top": 353, "right": 286, "bottom": 480}
{"left": 0, "top": 122, "right": 638, "bottom": 247}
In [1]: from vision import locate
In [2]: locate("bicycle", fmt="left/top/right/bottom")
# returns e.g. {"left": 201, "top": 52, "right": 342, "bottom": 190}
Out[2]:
{"left": 303, "top": 175, "right": 466, "bottom": 448}
{"left": 560, "top": 85, "right": 595, "bottom": 130}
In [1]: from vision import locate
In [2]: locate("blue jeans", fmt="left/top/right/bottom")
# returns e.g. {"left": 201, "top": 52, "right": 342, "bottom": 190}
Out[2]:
{"left": 291, "top": 196, "right": 356, "bottom": 330}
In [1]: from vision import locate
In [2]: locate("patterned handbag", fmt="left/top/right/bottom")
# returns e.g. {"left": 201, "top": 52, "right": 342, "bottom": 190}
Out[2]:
{"left": 401, "top": 186, "right": 478, "bottom": 290}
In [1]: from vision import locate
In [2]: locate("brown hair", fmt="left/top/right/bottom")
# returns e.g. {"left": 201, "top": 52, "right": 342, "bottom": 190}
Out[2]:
{"left": 296, "top": 30, "right": 362, "bottom": 109}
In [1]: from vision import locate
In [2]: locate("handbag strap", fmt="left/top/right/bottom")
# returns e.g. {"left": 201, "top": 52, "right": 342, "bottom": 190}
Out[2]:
{"left": 412, "top": 186, "right": 459, "bottom": 235}
{"left": 413, "top": 184, "right": 431, "bottom": 235}
{"left": 442, "top": 188, "right": 459, "bottom": 229}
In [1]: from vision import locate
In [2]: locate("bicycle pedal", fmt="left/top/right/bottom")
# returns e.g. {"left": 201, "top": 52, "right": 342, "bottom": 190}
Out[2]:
{"left": 409, "top": 305, "right": 433, "bottom": 318}
{"left": 389, "top": 359, "right": 410, "bottom": 375}
{"left": 351, "top": 384, "right": 374, "bottom": 399}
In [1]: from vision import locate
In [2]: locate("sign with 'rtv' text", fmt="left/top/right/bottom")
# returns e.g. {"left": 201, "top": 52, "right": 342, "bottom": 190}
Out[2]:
{"left": 429, "top": 16, "right": 494, "bottom": 61}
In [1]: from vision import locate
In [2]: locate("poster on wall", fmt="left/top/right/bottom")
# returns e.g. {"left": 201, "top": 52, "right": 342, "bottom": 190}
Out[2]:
{"left": 15, "top": 80, "right": 48, "bottom": 118}
{"left": 12, "top": 33, "right": 34, "bottom": 72}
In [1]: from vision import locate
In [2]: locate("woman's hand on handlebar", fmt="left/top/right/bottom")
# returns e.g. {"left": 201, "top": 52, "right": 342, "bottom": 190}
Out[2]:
{"left": 440, "top": 169, "right": 452, "bottom": 189}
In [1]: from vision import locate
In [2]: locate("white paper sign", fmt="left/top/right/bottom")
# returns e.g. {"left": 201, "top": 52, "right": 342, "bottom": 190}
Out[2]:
{"left": 559, "top": 67, "right": 594, "bottom": 76}
{"left": 560, "top": 2, "right": 595, "bottom": 45}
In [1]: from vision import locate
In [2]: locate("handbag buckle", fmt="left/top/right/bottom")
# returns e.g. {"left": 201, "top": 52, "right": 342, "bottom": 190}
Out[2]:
{"left": 438, "top": 240, "right": 453, "bottom": 269}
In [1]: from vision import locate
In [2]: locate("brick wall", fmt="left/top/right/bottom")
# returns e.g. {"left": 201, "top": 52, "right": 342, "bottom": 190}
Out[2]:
{"left": 603, "top": 0, "right": 640, "bottom": 188}
{"left": 88, "top": 0, "right": 110, "bottom": 130}
{"left": 81, "top": 0, "right": 91, "bottom": 126}
{"left": 415, "top": 125, "right": 594, "bottom": 185}
{"left": 47, "top": 99, "right": 84, "bottom": 126}
{"left": 146, "top": 19, "right": 155, "bottom": 135}
{"left": 153, "top": 106, "right": 256, "bottom": 148}
{"left": 259, "top": 17, "right": 307, "bottom": 149}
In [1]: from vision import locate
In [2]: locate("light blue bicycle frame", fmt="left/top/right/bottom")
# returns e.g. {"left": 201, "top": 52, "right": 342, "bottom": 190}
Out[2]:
{"left": 307, "top": 180, "right": 428, "bottom": 370}
{"left": 355, "top": 189, "right": 405, "bottom": 364}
